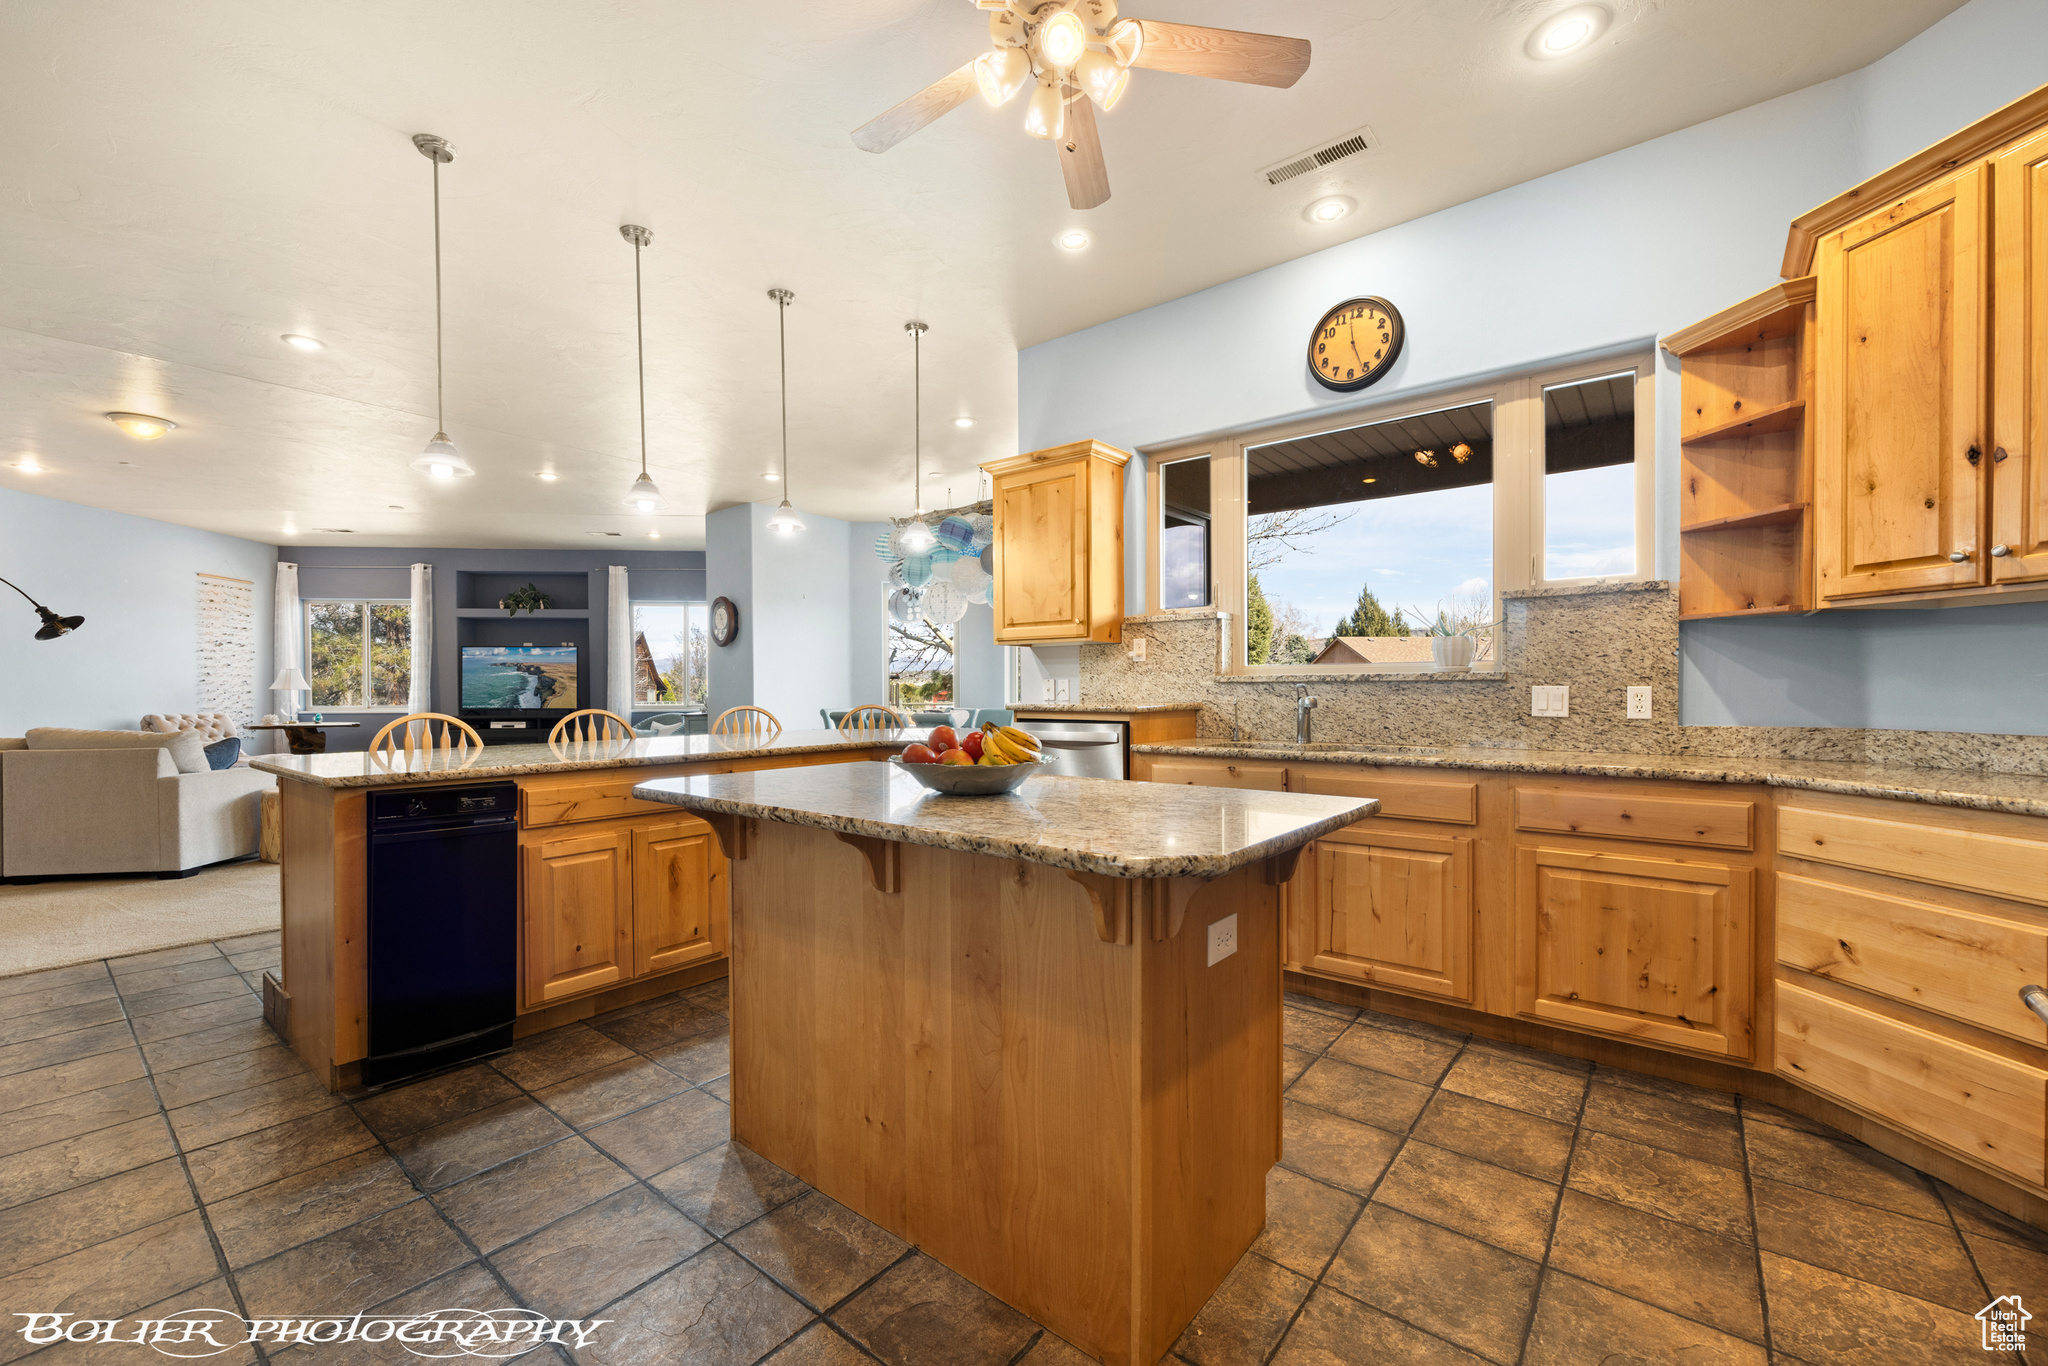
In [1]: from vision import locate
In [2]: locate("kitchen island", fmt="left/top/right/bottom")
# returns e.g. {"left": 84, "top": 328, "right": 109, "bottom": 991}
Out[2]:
{"left": 631, "top": 762, "right": 1375, "bottom": 1366}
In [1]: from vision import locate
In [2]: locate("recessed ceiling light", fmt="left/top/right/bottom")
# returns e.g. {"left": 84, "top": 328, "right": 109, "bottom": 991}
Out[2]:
{"left": 1527, "top": 5, "right": 1608, "bottom": 58}
{"left": 953, "top": 417, "right": 976, "bottom": 429}
{"left": 1361, "top": 476, "right": 1377, "bottom": 484}
{"left": 106, "top": 412, "right": 176, "bottom": 440}
{"left": 1055, "top": 229, "right": 1091, "bottom": 252}
{"left": 762, "top": 471, "right": 781, "bottom": 481}
{"left": 12, "top": 456, "right": 42, "bottom": 473}
{"left": 281, "top": 334, "right": 325, "bottom": 352}
{"left": 535, "top": 470, "right": 559, "bottom": 482}
{"left": 648, "top": 531, "right": 661, "bottom": 540}
{"left": 1304, "top": 195, "right": 1355, "bottom": 224}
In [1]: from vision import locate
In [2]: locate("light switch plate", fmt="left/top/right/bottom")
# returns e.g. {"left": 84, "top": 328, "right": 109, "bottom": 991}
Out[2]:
{"left": 1207, "top": 913, "right": 1239, "bottom": 966}
{"left": 1530, "top": 685, "right": 1569, "bottom": 718}
{"left": 1054, "top": 678, "right": 1072, "bottom": 702}
{"left": 1627, "top": 686, "right": 1652, "bottom": 719}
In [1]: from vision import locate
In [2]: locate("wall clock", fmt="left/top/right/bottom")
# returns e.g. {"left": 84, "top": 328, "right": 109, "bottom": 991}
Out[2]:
{"left": 1307, "top": 296, "right": 1404, "bottom": 392}
{"left": 710, "top": 596, "right": 739, "bottom": 647}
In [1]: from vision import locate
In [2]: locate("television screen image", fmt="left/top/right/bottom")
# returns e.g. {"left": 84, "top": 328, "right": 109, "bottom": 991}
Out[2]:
{"left": 460, "top": 646, "right": 579, "bottom": 711}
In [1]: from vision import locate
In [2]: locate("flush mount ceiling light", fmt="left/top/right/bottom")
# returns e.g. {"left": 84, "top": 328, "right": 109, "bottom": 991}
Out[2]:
{"left": 954, "top": 416, "right": 976, "bottom": 428}
{"left": 617, "top": 224, "right": 668, "bottom": 513}
{"left": 281, "top": 334, "right": 325, "bottom": 351}
{"left": 898, "top": 322, "right": 938, "bottom": 555}
{"left": 763, "top": 288, "right": 805, "bottom": 535}
{"left": 106, "top": 412, "right": 176, "bottom": 440}
{"left": 851, "top": 1, "right": 1311, "bottom": 211}
{"left": 1526, "top": 4, "right": 1609, "bottom": 58}
{"left": 1304, "top": 195, "right": 1355, "bottom": 224}
{"left": 406, "top": 134, "right": 475, "bottom": 480}
{"left": 1056, "top": 228, "right": 1092, "bottom": 252}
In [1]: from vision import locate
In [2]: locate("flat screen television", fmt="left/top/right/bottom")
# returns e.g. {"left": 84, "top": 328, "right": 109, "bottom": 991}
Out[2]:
{"left": 460, "top": 646, "right": 579, "bottom": 712}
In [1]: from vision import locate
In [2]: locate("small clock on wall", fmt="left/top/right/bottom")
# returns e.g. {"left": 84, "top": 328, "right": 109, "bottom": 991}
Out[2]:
{"left": 1307, "top": 296, "right": 1404, "bottom": 392}
{"left": 710, "top": 596, "right": 740, "bottom": 647}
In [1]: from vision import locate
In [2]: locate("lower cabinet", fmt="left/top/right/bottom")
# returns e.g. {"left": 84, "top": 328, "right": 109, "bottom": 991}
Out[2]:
{"left": 1301, "top": 828, "right": 1472, "bottom": 1002}
{"left": 632, "top": 821, "right": 726, "bottom": 977}
{"left": 1514, "top": 844, "right": 1754, "bottom": 1060}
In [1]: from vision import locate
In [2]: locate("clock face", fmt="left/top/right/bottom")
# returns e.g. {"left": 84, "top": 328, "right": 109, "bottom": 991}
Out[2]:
{"left": 710, "top": 596, "right": 739, "bottom": 647}
{"left": 1308, "top": 296, "right": 1404, "bottom": 392}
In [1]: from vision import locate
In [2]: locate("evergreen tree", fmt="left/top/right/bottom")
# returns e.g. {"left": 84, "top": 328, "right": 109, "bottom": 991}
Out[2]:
{"left": 1246, "top": 573, "right": 1274, "bottom": 664}
{"left": 1333, "top": 582, "right": 1405, "bottom": 636}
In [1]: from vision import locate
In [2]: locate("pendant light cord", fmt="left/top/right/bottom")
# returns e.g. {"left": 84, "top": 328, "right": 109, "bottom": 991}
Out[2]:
{"left": 778, "top": 293, "right": 789, "bottom": 484}
{"left": 634, "top": 236, "right": 647, "bottom": 479}
{"left": 913, "top": 325, "right": 922, "bottom": 515}
{"left": 432, "top": 155, "right": 444, "bottom": 434}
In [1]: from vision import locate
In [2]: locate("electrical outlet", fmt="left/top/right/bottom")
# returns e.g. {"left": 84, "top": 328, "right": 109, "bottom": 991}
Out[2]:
{"left": 1530, "top": 685, "right": 1569, "bottom": 718}
{"left": 1627, "top": 686, "right": 1652, "bottom": 720}
{"left": 1041, "top": 678, "right": 1055, "bottom": 702}
{"left": 1206, "top": 913, "right": 1239, "bottom": 966}
{"left": 1128, "top": 637, "right": 1148, "bottom": 662}
{"left": 1054, "top": 678, "right": 1072, "bottom": 702}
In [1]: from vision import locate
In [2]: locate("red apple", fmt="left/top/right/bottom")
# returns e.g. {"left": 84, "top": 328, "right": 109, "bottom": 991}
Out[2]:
{"left": 962, "top": 731, "right": 984, "bottom": 761}
{"left": 938, "top": 747, "right": 974, "bottom": 765}
{"left": 901, "top": 743, "right": 936, "bottom": 765}
{"left": 928, "top": 724, "right": 958, "bottom": 753}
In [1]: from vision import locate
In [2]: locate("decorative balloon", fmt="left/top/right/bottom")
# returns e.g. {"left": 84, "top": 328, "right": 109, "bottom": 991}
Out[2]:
{"left": 887, "top": 587, "right": 923, "bottom": 625}
{"left": 900, "top": 553, "right": 934, "bottom": 589}
{"left": 920, "top": 581, "right": 967, "bottom": 625}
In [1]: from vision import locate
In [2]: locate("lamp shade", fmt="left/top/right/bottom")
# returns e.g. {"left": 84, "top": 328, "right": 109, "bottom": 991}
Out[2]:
{"left": 898, "top": 519, "right": 937, "bottom": 554}
{"left": 765, "top": 499, "right": 805, "bottom": 534}
{"left": 623, "top": 472, "right": 667, "bottom": 512}
{"left": 270, "top": 667, "right": 310, "bottom": 693}
{"left": 409, "top": 433, "right": 475, "bottom": 479}
{"left": 1023, "top": 80, "right": 1065, "bottom": 140}
{"left": 975, "top": 47, "right": 1032, "bottom": 106}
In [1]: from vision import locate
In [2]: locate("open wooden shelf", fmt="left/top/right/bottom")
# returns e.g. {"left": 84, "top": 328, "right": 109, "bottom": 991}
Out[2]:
{"left": 1676, "top": 604, "right": 1809, "bottom": 622}
{"left": 1681, "top": 398, "right": 1806, "bottom": 445}
{"left": 1680, "top": 503, "right": 1809, "bottom": 535}
{"left": 454, "top": 607, "right": 593, "bottom": 619}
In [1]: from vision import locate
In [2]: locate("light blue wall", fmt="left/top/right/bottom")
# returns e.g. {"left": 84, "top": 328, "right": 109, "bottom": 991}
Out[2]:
{"left": 1016, "top": 0, "right": 2048, "bottom": 735}
{"left": 705, "top": 505, "right": 756, "bottom": 723}
{"left": 705, "top": 503, "right": 860, "bottom": 728}
{"left": 850, "top": 523, "right": 891, "bottom": 709}
{"left": 0, "top": 485, "right": 276, "bottom": 735}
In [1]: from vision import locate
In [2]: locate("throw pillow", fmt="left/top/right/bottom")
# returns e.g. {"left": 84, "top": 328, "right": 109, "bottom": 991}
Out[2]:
{"left": 204, "top": 737, "right": 242, "bottom": 770}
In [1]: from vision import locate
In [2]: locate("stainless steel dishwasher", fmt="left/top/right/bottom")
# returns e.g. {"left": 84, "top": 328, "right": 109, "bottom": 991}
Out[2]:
{"left": 1029, "top": 721, "right": 1128, "bottom": 779}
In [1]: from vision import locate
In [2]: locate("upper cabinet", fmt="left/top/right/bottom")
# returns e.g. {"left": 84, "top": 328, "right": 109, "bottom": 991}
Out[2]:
{"left": 1995, "top": 127, "right": 2048, "bottom": 583}
{"left": 981, "top": 440, "right": 1129, "bottom": 644}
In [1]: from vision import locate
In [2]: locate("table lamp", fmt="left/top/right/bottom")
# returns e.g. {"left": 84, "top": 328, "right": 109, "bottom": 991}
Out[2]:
{"left": 271, "top": 667, "right": 310, "bottom": 713}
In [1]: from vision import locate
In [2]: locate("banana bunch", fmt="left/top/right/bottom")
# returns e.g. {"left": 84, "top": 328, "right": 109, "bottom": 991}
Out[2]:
{"left": 975, "top": 724, "right": 1043, "bottom": 766}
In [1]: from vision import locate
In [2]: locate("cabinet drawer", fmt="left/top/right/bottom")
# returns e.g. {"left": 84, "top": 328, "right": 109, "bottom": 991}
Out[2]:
{"left": 1516, "top": 788, "right": 1752, "bottom": 850}
{"left": 1289, "top": 769, "right": 1477, "bottom": 825}
{"left": 1776, "top": 980, "right": 2048, "bottom": 1188}
{"left": 1777, "top": 873, "right": 2048, "bottom": 1045}
{"left": 1778, "top": 805, "right": 2048, "bottom": 907}
{"left": 1144, "top": 759, "right": 1288, "bottom": 791}
{"left": 521, "top": 775, "right": 716, "bottom": 828}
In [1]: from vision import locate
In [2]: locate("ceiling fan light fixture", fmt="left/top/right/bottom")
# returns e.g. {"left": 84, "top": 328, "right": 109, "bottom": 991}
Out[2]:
{"left": 106, "top": 412, "right": 176, "bottom": 440}
{"left": 975, "top": 47, "right": 1032, "bottom": 106}
{"left": 1104, "top": 17, "right": 1144, "bottom": 67}
{"left": 1022, "top": 79, "right": 1065, "bottom": 140}
{"left": 1075, "top": 49, "right": 1129, "bottom": 109}
{"left": 1035, "top": 12, "right": 1088, "bottom": 70}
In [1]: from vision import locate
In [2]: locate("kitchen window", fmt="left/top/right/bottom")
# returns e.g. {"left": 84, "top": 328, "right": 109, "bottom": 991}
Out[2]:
{"left": 305, "top": 600, "right": 411, "bottom": 708}
{"left": 888, "top": 589, "right": 955, "bottom": 709}
{"left": 1144, "top": 350, "right": 1654, "bottom": 672}
{"left": 630, "top": 602, "right": 708, "bottom": 707}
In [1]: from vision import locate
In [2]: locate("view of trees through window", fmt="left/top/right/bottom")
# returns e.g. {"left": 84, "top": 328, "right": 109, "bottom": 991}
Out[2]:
{"left": 888, "top": 597, "right": 954, "bottom": 708}
{"left": 1244, "top": 400, "right": 1495, "bottom": 667}
{"left": 631, "top": 603, "right": 708, "bottom": 707}
{"left": 306, "top": 600, "right": 411, "bottom": 707}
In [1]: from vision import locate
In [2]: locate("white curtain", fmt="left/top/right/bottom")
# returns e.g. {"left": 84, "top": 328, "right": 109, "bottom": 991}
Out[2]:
{"left": 408, "top": 563, "right": 434, "bottom": 714}
{"left": 271, "top": 562, "right": 302, "bottom": 753}
{"left": 607, "top": 565, "right": 633, "bottom": 718}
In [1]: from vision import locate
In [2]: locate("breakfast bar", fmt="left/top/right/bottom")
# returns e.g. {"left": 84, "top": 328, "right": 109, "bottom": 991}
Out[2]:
{"left": 631, "top": 762, "right": 1375, "bottom": 1366}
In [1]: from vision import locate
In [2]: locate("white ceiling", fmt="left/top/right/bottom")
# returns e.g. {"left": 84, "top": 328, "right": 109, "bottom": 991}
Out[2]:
{"left": 0, "top": 0, "right": 1963, "bottom": 550}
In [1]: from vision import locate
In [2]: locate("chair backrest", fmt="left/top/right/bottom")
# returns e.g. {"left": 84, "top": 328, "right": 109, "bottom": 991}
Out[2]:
{"left": 141, "top": 712, "right": 238, "bottom": 741}
{"left": 636, "top": 712, "right": 691, "bottom": 737}
{"left": 548, "top": 709, "right": 634, "bottom": 746}
{"left": 368, "top": 712, "right": 484, "bottom": 766}
{"left": 970, "top": 708, "right": 1015, "bottom": 729}
{"left": 838, "top": 704, "right": 908, "bottom": 737}
{"left": 711, "top": 706, "right": 781, "bottom": 738}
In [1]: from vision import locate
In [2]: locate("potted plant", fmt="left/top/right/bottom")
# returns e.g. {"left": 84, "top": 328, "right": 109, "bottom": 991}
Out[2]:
{"left": 1409, "top": 602, "right": 1498, "bottom": 671}
{"left": 500, "top": 583, "right": 553, "bottom": 616}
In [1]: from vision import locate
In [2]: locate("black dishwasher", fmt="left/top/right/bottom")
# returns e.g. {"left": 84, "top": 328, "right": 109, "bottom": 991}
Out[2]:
{"left": 364, "top": 782, "right": 518, "bottom": 1087}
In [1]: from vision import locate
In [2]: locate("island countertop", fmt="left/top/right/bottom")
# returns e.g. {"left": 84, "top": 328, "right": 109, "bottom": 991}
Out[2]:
{"left": 631, "top": 763, "right": 1376, "bottom": 878}
{"left": 250, "top": 728, "right": 927, "bottom": 788}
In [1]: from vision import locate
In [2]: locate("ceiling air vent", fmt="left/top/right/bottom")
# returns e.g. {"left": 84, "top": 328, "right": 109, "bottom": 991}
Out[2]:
{"left": 1260, "top": 125, "right": 1380, "bottom": 186}
{"left": 588, "top": 531, "right": 623, "bottom": 538}
{"left": 313, "top": 528, "right": 355, "bottom": 534}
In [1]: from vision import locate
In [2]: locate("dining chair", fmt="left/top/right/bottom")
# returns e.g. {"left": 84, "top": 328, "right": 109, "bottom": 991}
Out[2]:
{"left": 367, "top": 713, "right": 484, "bottom": 766}
{"left": 838, "top": 704, "right": 909, "bottom": 737}
{"left": 548, "top": 709, "right": 635, "bottom": 754}
{"left": 970, "top": 708, "right": 1015, "bottom": 728}
{"left": 711, "top": 706, "right": 782, "bottom": 738}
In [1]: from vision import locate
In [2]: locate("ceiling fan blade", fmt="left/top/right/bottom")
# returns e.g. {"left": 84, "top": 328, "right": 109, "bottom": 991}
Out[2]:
{"left": 851, "top": 60, "right": 980, "bottom": 153}
{"left": 1130, "top": 21, "right": 1311, "bottom": 89}
{"left": 1057, "top": 93, "right": 1110, "bottom": 210}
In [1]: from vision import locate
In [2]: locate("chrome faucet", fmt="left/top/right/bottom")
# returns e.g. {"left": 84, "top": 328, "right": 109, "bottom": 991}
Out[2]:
{"left": 1294, "top": 684, "right": 1318, "bottom": 745}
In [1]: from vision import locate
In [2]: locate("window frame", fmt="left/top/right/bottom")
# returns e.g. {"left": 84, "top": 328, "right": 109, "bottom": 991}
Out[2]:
{"left": 628, "top": 599, "right": 709, "bottom": 710}
{"left": 1143, "top": 347, "right": 1656, "bottom": 676}
{"left": 302, "top": 597, "right": 412, "bottom": 712}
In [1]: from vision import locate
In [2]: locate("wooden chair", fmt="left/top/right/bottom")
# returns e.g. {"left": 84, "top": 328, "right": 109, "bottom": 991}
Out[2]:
{"left": 368, "top": 712, "right": 484, "bottom": 767}
{"left": 548, "top": 709, "right": 634, "bottom": 746}
{"left": 711, "top": 705, "right": 781, "bottom": 739}
{"left": 838, "top": 704, "right": 909, "bottom": 737}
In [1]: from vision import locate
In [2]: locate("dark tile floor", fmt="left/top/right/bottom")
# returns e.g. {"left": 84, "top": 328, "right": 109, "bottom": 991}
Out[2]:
{"left": 2, "top": 935, "right": 2044, "bottom": 1365}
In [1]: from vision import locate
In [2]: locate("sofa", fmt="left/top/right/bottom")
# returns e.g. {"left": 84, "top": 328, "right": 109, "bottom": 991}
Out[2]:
{"left": 0, "top": 727, "right": 276, "bottom": 880}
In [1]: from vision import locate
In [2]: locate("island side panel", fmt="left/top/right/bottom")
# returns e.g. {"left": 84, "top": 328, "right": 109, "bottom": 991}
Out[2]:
{"left": 278, "top": 782, "right": 367, "bottom": 1086}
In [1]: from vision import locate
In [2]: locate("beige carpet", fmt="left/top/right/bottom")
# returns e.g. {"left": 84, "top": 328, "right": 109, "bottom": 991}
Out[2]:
{"left": 0, "top": 861, "right": 282, "bottom": 976}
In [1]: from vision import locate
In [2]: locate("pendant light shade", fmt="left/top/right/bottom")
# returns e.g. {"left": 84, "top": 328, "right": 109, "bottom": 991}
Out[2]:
{"left": 412, "top": 432, "right": 474, "bottom": 479}
{"left": 1022, "top": 80, "right": 1064, "bottom": 140}
{"left": 765, "top": 287, "right": 804, "bottom": 535}
{"left": 765, "top": 499, "right": 805, "bottom": 534}
{"left": 618, "top": 224, "right": 666, "bottom": 514}
{"left": 624, "top": 472, "right": 665, "bottom": 513}
{"left": 409, "top": 134, "right": 474, "bottom": 480}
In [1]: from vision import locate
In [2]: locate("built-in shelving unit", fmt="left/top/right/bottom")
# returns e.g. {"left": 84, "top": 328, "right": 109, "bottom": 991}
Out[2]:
{"left": 1661, "top": 277, "right": 1817, "bottom": 620}
{"left": 453, "top": 607, "right": 592, "bottom": 619}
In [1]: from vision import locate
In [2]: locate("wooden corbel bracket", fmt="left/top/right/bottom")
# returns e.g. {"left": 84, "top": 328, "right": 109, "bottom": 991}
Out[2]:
{"left": 1066, "top": 870, "right": 1135, "bottom": 945}
{"left": 701, "top": 812, "right": 750, "bottom": 862}
{"left": 834, "top": 832, "right": 902, "bottom": 893}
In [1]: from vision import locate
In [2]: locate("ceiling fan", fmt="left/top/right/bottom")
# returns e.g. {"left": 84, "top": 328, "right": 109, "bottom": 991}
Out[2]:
{"left": 851, "top": 0, "right": 1311, "bottom": 210}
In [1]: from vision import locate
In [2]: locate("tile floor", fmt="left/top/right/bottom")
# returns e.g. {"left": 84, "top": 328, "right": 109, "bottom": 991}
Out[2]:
{"left": 1, "top": 936, "right": 2044, "bottom": 1365}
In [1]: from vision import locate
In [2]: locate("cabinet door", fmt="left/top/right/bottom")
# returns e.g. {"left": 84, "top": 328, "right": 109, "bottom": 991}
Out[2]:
{"left": 993, "top": 462, "right": 1087, "bottom": 642}
{"left": 522, "top": 828, "right": 633, "bottom": 1005}
{"left": 1815, "top": 163, "right": 1989, "bottom": 598}
{"left": 1994, "top": 128, "right": 2048, "bottom": 582}
{"left": 632, "top": 821, "right": 726, "bottom": 978}
{"left": 1515, "top": 845, "right": 1753, "bottom": 1059}
{"left": 1304, "top": 830, "right": 1472, "bottom": 1002}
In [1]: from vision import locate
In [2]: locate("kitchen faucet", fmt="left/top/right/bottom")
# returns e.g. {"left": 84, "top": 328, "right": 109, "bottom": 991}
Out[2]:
{"left": 1295, "top": 683, "right": 1318, "bottom": 745}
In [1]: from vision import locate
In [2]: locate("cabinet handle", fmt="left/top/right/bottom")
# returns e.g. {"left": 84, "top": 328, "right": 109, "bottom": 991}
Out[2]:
{"left": 1948, "top": 550, "right": 1972, "bottom": 562}
{"left": 1992, "top": 544, "right": 2012, "bottom": 557}
{"left": 2024, "top": 984, "right": 2048, "bottom": 1026}
{"left": 1968, "top": 445, "right": 1983, "bottom": 466}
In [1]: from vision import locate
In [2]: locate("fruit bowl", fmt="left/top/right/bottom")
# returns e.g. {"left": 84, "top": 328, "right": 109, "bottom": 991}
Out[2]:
{"left": 887, "top": 753, "right": 1052, "bottom": 796}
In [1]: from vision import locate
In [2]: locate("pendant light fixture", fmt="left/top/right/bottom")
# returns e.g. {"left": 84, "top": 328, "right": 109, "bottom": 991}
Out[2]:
{"left": 763, "top": 288, "right": 805, "bottom": 534}
{"left": 898, "top": 322, "right": 937, "bottom": 554}
{"left": 0, "top": 575, "right": 83, "bottom": 641}
{"left": 408, "top": 134, "right": 474, "bottom": 480}
{"left": 618, "top": 225, "right": 666, "bottom": 513}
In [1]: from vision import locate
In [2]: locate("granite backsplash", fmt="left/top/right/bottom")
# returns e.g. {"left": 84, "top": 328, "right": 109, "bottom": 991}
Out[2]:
{"left": 1076, "top": 583, "right": 2048, "bottom": 777}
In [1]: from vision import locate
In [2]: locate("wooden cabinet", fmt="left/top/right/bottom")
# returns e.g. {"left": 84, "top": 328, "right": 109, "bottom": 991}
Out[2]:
{"left": 1304, "top": 828, "right": 1472, "bottom": 1002}
{"left": 1143, "top": 757, "right": 1287, "bottom": 791}
{"left": 632, "top": 820, "right": 725, "bottom": 977}
{"left": 981, "top": 440, "right": 1129, "bottom": 644}
{"left": 1994, "top": 126, "right": 2048, "bottom": 583}
{"left": 1515, "top": 845, "right": 1754, "bottom": 1059}
{"left": 523, "top": 826, "right": 634, "bottom": 1005}
{"left": 1814, "top": 163, "right": 1990, "bottom": 600}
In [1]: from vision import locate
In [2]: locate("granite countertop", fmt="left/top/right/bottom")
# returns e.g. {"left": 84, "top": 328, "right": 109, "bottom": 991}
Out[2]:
{"left": 251, "top": 728, "right": 927, "bottom": 789}
{"left": 1132, "top": 741, "right": 2048, "bottom": 819}
{"left": 1011, "top": 702, "right": 1206, "bottom": 714}
{"left": 631, "top": 763, "right": 1376, "bottom": 878}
